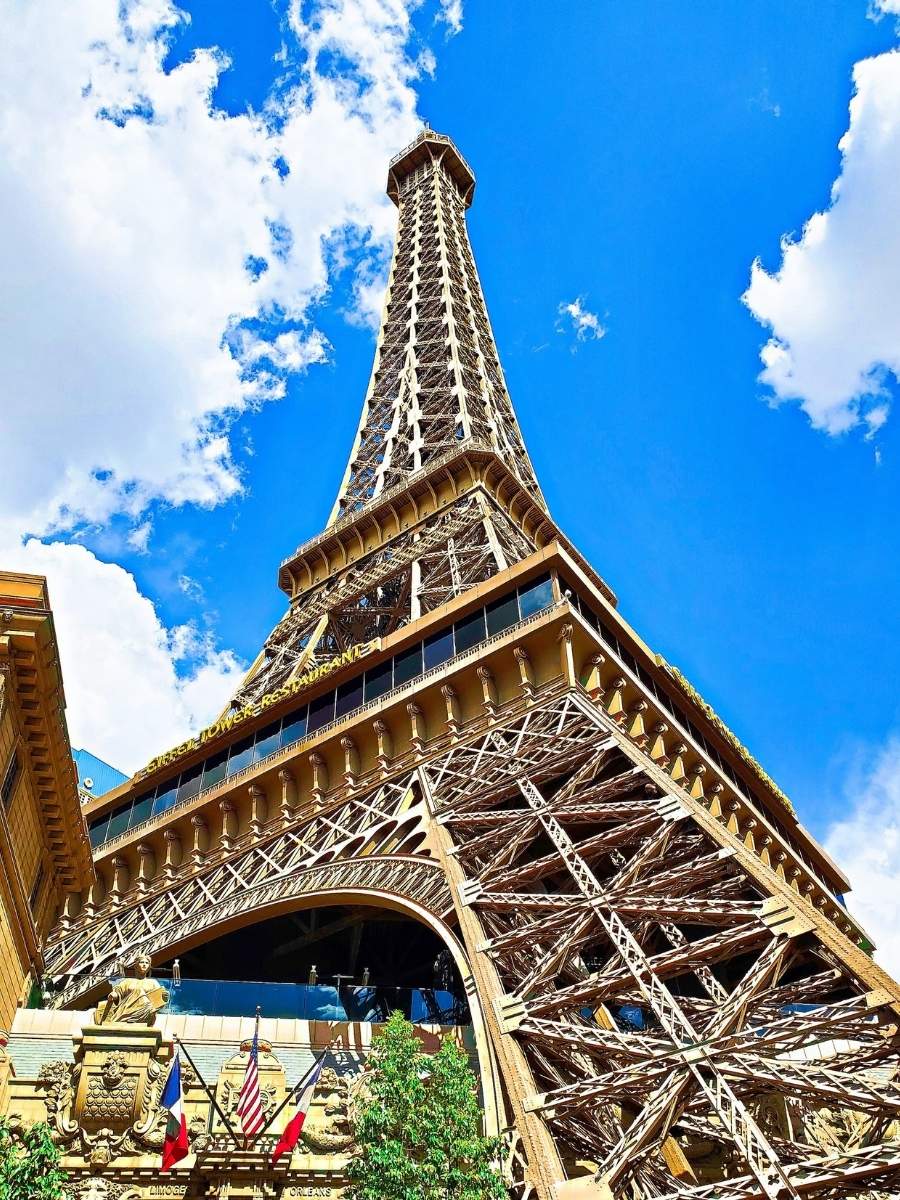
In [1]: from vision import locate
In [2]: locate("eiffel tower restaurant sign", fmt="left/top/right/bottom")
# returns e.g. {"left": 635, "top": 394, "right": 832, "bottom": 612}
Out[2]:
{"left": 143, "top": 639, "right": 380, "bottom": 774}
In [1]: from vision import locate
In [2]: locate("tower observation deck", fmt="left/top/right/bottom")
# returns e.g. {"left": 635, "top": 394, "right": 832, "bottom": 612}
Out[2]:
{"left": 45, "top": 130, "right": 900, "bottom": 1200}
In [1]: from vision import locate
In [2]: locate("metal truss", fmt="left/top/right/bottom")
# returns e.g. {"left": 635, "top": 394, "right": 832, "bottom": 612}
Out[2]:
{"left": 235, "top": 490, "right": 536, "bottom": 705}
{"left": 419, "top": 692, "right": 900, "bottom": 1199}
{"left": 45, "top": 776, "right": 449, "bottom": 1007}
{"left": 332, "top": 134, "right": 544, "bottom": 521}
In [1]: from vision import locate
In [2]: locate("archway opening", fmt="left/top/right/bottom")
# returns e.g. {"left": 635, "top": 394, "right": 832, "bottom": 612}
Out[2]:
{"left": 160, "top": 903, "right": 469, "bottom": 1025}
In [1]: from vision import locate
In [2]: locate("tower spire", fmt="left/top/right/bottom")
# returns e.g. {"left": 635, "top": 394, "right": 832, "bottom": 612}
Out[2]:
{"left": 330, "top": 128, "right": 544, "bottom": 523}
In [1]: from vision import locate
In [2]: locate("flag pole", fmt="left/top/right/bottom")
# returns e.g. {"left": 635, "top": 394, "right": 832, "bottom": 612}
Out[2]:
{"left": 173, "top": 1034, "right": 241, "bottom": 1143}
{"left": 244, "top": 1006, "right": 262, "bottom": 1151}
{"left": 257, "top": 1047, "right": 329, "bottom": 1140}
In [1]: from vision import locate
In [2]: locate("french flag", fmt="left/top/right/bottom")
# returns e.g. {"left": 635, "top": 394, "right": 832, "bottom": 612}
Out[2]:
{"left": 272, "top": 1054, "right": 325, "bottom": 1165}
{"left": 161, "top": 1052, "right": 190, "bottom": 1172}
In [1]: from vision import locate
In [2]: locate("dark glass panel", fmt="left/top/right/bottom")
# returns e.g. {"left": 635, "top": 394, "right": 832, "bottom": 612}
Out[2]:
{"left": 280, "top": 708, "right": 308, "bottom": 747}
{"left": 252, "top": 720, "right": 282, "bottom": 762}
{"left": 307, "top": 690, "right": 335, "bottom": 732}
{"left": 128, "top": 792, "right": 154, "bottom": 829}
{"left": 517, "top": 573, "right": 553, "bottom": 618}
{"left": 363, "top": 658, "right": 393, "bottom": 701}
{"left": 88, "top": 815, "right": 110, "bottom": 848}
{"left": 393, "top": 642, "right": 423, "bottom": 685}
{"left": 453, "top": 608, "right": 486, "bottom": 653}
{"left": 105, "top": 802, "right": 132, "bottom": 841}
{"left": 335, "top": 675, "right": 364, "bottom": 718}
{"left": 226, "top": 736, "right": 254, "bottom": 778}
{"left": 152, "top": 779, "right": 178, "bottom": 816}
{"left": 423, "top": 627, "right": 453, "bottom": 670}
{"left": 177, "top": 762, "right": 203, "bottom": 804}
{"left": 201, "top": 749, "right": 228, "bottom": 791}
{"left": 486, "top": 591, "right": 519, "bottom": 637}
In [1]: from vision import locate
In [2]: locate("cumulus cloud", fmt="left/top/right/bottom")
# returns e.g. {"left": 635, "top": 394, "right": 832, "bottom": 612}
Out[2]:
{"left": 0, "top": 538, "right": 244, "bottom": 774}
{"left": 0, "top": 0, "right": 430, "bottom": 537}
{"left": 0, "top": 0, "right": 449, "bottom": 767}
{"left": 556, "top": 297, "right": 607, "bottom": 347}
{"left": 437, "top": 0, "right": 464, "bottom": 35}
{"left": 825, "top": 736, "right": 900, "bottom": 978}
{"left": 743, "top": 42, "right": 900, "bottom": 435}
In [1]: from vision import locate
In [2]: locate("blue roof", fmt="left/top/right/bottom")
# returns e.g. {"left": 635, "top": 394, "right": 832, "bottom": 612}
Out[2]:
{"left": 72, "top": 748, "right": 128, "bottom": 798}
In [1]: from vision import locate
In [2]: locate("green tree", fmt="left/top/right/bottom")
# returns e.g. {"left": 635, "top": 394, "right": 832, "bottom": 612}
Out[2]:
{"left": 0, "top": 1117, "right": 68, "bottom": 1200}
{"left": 347, "top": 1011, "right": 506, "bottom": 1200}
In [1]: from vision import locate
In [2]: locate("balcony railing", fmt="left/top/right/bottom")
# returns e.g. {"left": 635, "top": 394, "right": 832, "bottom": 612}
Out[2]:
{"left": 37, "top": 973, "right": 470, "bottom": 1026}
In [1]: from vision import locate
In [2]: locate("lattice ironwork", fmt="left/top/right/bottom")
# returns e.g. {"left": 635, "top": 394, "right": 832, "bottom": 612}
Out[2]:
{"left": 333, "top": 132, "right": 543, "bottom": 521}
{"left": 47, "top": 776, "right": 447, "bottom": 1006}
{"left": 420, "top": 692, "right": 900, "bottom": 1200}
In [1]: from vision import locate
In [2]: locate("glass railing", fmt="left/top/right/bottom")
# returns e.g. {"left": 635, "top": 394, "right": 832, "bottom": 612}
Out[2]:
{"left": 162, "top": 978, "right": 470, "bottom": 1025}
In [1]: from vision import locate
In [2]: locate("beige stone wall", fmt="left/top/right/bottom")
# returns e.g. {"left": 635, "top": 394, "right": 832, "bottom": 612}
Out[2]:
{"left": 0, "top": 693, "right": 37, "bottom": 1027}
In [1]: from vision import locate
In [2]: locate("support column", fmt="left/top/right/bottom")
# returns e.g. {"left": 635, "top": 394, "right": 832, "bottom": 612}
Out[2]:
{"left": 418, "top": 768, "right": 570, "bottom": 1200}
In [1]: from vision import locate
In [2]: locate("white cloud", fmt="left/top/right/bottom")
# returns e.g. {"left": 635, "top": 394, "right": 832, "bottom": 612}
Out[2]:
{"left": 0, "top": 0, "right": 429, "bottom": 538}
{"left": 743, "top": 45, "right": 900, "bottom": 435}
{"left": 0, "top": 0, "right": 449, "bottom": 767}
{"left": 0, "top": 538, "right": 244, "bottom": 774}
{"left": 825, "top": 736, "right": 900, "bottom": 978}
{"left": 556, "top": 297, "right": 607, "bottom": 347}
{"left": 437, "top": 0, "right": 464, "bottom": 35}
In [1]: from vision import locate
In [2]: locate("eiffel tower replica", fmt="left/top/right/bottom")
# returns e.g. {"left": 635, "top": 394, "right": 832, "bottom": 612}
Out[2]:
{"left": 49, "top": 130, "right": 900, "bottom": 1199}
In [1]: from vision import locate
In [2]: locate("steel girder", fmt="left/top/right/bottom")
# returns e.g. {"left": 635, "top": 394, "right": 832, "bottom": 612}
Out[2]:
{"left": 418, "top": 691, "right": 900, "bottom": 1200}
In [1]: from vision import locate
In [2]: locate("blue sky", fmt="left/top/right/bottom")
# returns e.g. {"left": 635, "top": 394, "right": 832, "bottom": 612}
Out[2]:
{"left": 2, "top": 1, "right": 900, "bottom": 958}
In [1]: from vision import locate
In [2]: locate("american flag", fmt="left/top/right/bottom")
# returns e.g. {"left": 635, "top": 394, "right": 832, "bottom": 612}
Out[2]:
{"left": 236, "top": 1026, "right": 266, "bottom": 1139}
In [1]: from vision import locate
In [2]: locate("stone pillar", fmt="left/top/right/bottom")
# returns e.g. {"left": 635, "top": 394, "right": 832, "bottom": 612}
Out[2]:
{"left": 248, "top": 783, "right": 267, "bottom": 841}
{"left": 163, "top": 828, "right": 182, "bottom": 880}
{"left": 582, "top": 651, "right": 605, "bottom": 699}
{"left": 341, "top": 735, "right": 359, "bottom": 790}
{"left": 309, "top": 751, "right": 328, "bottom": 806}
{"left": 476, "top": 665, "right": 498, "bottom": 721}
{"left": 373, "top": 719, "right": 393, "bottom": 775}
{"left": 441, "top": 684, "right": 461, "bottom": 740}
{"left": 626, "top": 700, "right": 649, "bottom": 748}
{"left": 557, "top": 622, "right": 575, "bottom": 684}
{"left": 219, "top": 798, "right": 237, "bottom": 852}
{"left": 135, "top": 844, "right": 156, "bottom": 894}
{"left": 407, "top": 702, "right": 426, "bottom": 756}
{"left": 109, "top": 856, "right": 130, "bottom": 907}
{"left": 279, "top": 768, "right": 297, "bottom": 823}
{"left": 513, "top": 645, "right": 535, "bottom": 698}
{"left": 191, "top": 813, "right": 210, "bottom": 865}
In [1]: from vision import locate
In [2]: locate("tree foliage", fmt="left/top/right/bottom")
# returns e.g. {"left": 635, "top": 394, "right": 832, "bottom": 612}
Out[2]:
{"left": 347, "top": 1011, "right": 506, "bottom": 1200}
{"left": 0, "top": 1118, "right": 67, "bottom": 1200}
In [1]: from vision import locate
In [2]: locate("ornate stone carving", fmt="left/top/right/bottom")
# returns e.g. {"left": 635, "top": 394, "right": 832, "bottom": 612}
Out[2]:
{"left": 298, "top": 1067, "right": 355, "bottom": 1154}
{"left": 82, "top": 1052, "right": 136, "bottom": 1128}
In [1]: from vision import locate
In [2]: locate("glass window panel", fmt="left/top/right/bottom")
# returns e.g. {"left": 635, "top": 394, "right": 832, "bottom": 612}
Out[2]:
{"left": 280, "top": 708, "right": 307, "bottom": 747}
{"left": 88, "top": 815, "right": 110, "bottom": 848}
{"left": 128, "top": 793, "right": 154, "bottom": 829}
{"left": 307, "top": 690, "right": 335, "bottom": 732}
{"left": 486, "top": 591, "right": 519, "bottom": 636}
{"left": 152, "top": 780, "right": 178, "bottom": 817}
{"left": 253, "top": 720, "right": 282, "bottom": 762}
{"left": 363, "top": 658, "right": 393, "bottom": 702}
{"left": 177, "top": 762, "right": 203, "bottom": 804}
{"left": 517, "top": 573, "right": 553, "bottom": 618}
{"left": 201, "top": 750, "right": 228, "bottom": 791}
{"left": 226, "top": 736, "right": 254, "bottom": 778}
{"left": 423, "top": 627, "right": 454, "bottom": 670}
{"left": 453, "top": 608, "right": 486, "bottom": 653}
{"left": 335, "top": 675, "right": 364, "bottom": 718}
{"left": 393, "top": 642, "right": 423, "bottom": 686}
{"left": 106, "top": 803, "right": 131, "bottom": 841}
